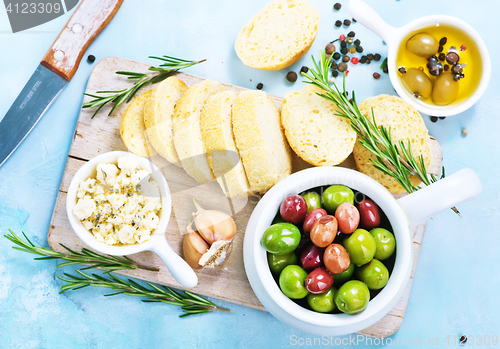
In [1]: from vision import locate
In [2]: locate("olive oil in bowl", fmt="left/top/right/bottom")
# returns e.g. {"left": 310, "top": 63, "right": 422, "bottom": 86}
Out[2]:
{"left": 396, "top": 23, "right": 483, "bottom": 107}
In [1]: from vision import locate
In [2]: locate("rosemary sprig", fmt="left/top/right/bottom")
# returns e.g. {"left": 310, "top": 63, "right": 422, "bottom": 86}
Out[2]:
{"left": 5, "top": 230, "right": 231, "bottom": 317}
{"left": 82, "top": 55, "right": 206, "bottom": 118}
{"left": 58, "top": 270, "right": 231, "bottom": 317}
{"left": 5, "top": 230, "right": 159, "bottom": 272}
{"left": 301, "top": 51, "right": 443, "bottom": 194}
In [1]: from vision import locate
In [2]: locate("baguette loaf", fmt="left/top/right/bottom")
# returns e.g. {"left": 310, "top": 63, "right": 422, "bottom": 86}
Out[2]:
{"left": 120, "top": 90, "right": 156, "bottom": 157}
{"left": 354, "top": 95, "right": 432, "bottom": 193}
{"left": 282, "top": 84, "right": 356, "bottom": 166}
{"left": 172, "top": 79, "right": 226, "bottom": 183}
{"left": 232, "top": 90, "right": 292, "bottom": 193}
{"left": 234, "top": 0, "right": 319, "bottom": 70}
{"left": 200, "top": 91, "right": 252, "bottom": 198}
{"left": 144, "top": 76, "right": 188, "bottom": 166}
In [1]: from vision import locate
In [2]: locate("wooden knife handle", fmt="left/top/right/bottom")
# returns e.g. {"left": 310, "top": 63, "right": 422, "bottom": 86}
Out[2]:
{"left": 41, "top": 0, "right": 124, "bottom": 81}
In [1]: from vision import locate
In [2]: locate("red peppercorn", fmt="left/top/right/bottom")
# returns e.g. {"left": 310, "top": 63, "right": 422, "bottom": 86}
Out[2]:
{"left": 373, "top": 72, "right": 381, "bottom": 79}
{"left": 351, "top": 57, "right": 359, "bottom": 65}
{"left": 345, "top": 70, "right": 349, "bottom": 76}
{"left": 460, "top": 44, "right": 467, "bottom": 51}
{"left": 339, "top": 34, "right": 346, "bottom": 42}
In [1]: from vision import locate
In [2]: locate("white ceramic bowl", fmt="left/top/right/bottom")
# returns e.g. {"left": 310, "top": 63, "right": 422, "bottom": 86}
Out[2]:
{"left": 243, "top": 167, "right": 481, "bottom": 335}
{"left": 348, "top": 0, "right": 491, "bottom": 116}
{"left": 66, "top": 151, "right": 197, "bottom": 288}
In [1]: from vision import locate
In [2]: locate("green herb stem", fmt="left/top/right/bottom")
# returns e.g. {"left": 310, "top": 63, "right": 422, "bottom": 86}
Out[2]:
{"left": 82, "top": 55, "right": 205, "bottom": 118}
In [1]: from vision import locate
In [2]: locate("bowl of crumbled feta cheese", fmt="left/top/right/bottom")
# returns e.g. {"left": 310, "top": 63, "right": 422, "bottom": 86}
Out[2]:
{"left": 66, "top": 151, "right": 198, "bottom": 288}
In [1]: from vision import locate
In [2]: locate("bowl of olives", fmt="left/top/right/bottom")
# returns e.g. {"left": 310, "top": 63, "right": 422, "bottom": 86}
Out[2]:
{"left": 348, "top": 0, "right": 491, "bottom": 116}
{"left": 243, "top": 167, "right": 481, "bottom": 335}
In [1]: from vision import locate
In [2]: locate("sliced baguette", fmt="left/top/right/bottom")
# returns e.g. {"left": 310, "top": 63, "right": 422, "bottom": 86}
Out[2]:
{"left": 234, "top": 0, "right": 319, "bottom": 70}
{"left": 281, "top": 84, "right": 357, "bottom": 166}
{"left": 120, "top": 90, "right": 156, "bottom": 157}
{"left": 144, "top": 76, "right": 188, "bottom": 166}
{"left": 200, "top": 91, "right": 252, "bottom": 198}
{"left": 354, "top": 94, "right": 432, "bottom": 193}
{"left": 172, "top": 79, "right": 226, "bottom": 183}
{"left": 232, "top": 90, "right": 292, "bottom": 193}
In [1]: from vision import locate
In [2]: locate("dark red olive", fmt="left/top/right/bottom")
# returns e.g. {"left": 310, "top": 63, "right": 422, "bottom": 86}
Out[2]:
{"left": 300, "top": 243, "right": 324, "bottom": 271}
{"left": 280, "top": 195, "right": 308, "bottom": 225}
{"left": 303, "top": 208, "right": 327, "bottom": 234}
{"left": 358, "top": 199, "right": 381, "bottom": 230}
{"left": 305, "top": 267, "right": 335, "bottom": 294}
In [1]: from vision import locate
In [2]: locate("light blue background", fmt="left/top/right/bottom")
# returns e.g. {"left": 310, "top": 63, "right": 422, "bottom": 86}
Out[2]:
{"left": 0, "top": 0, "right": 498, "bottom": 348}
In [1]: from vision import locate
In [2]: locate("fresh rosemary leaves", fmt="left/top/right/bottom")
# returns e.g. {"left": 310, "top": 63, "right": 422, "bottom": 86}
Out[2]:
{"left": 5, "top": 230, "right": 231, "bottom": 317}
{"left": 82, "top": 55, "right": 205, "bottom": 118}
{"left": 302, "top": 51, "right": 442, "bottom": 194}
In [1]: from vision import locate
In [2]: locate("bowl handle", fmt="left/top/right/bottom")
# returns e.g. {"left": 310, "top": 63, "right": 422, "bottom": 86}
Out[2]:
{"left": 348, "top": 0, "right": 397, "bottom": 46}
{"left": 397, "top": 168, "right": 482, "bottom": 227}
{"left": 149, "top": 238, "right": 198, "bottom": 288}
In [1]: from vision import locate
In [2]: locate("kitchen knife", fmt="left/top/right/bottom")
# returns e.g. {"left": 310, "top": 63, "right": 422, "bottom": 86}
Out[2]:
{"left": 0, "top": 0, "right": 124, "bottom": 167}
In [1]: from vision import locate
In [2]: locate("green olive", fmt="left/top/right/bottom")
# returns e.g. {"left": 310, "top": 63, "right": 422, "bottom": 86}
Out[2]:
{"left": 406, "top": 33, "right": 438, "bottom": 58}
{"left": 401, "top": 68, "right": 432, "bottom": 98}
{"left": 432, "top": 73, "right": 459, "bottom": 105}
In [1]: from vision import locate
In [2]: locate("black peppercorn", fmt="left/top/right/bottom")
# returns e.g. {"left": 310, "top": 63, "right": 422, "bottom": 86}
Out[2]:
{"left": 438, "top": 45, "right": 444, "bottom": 53}
{"left": 360, "top": 55, "right": 367, "bottom": 63}
{"left": 286, "top": 71, "right": 298, "bottom": 82}
{"left": 439, "top": 117, "right": 446, "bottom": 120}
{"left": 340, "top": 41, "right": 347, "bottom": 48}
{"left": 460, "top": 335, "right": 467, "bottom": 344}
{"left": 330, "top": 62, "right": 338, "bottom": 70}
{"left": 439, "top": 37, "right": 448, "bottom": 46}
{"left": 343, "top": 19, "right": 351, "bottom": 26}
{"left": 446, "top": 51, "right": 460, "bottom": 65}
{"left": 383, "top": 65, "right": 388, "bottom": 74}
{"left": 444, "top": 64, "right": 449, "bottom": 71}
{"left": 398, "top": 67, "right": 407, "bottom": 74}
{"left": 333, "top": 2, "right": 341, "bottom": 10}
{"left": 352, "top": 18, "right": 356, "bottom": 22}
{"left": 333, "top": 52, "right": 341, "bottom": 60}
{"left": 87, "top": 55, "right": 96, "bottom": 63}
{"left": 256, "top": 83, "right": 263, "bottom": 90}
{"left": 365, "top": 59, "right": 371, "bottom": 65}
{"left": 338, "top": 62, "right": 348, "bottom": 72}
{"left": 342, "top": 56, "right": 349, "bottom": 63}
{"left": 340, "top": 47, "right": 348, "bottom": 55}
{"left": 335, "top": 20, "right": 342, "bottom": 27}
{"left": 332, "top": 70, "right": 339, "bottom": 77}
{"left": 430, "top": 116, "right": 438, "bottom": 123}
{"left": 354, "top": 39, "right": 361, "bottom": 46}
{"left": 438, "top": 53, "right": 446, "bottom": 61}
{"left": 356, "top": 46, "right": 363, "bottom": 53}
{"left": 454, "top": 74, "right": 461, "bottom": 81}
{"left": 349, "top": 98, "right": 354, "bottom": 105}
{"left": 325, "top": 43, "right": 336, "bottom": 54}
{"left": 300, "top": 66, "right": 309, "bottom": 73}
{"left": 373, "top": 54, "right": 381, "bottom": 61}
{"left": 347, "top": 31, "right": 355, "bottom": 37}
{"left": 367, "top": 53, "right": 373, "bottom": 60}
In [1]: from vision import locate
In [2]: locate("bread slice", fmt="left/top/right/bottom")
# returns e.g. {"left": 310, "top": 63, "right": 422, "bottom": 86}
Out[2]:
{"left": 353, "top": 94, "right": 432, "bottom": 193}
{"left": 144, "top": 76, "right": 188, "bottom": 166}
{"left": 232, "top": 90, "right": 292, "bottom": 193}
{"left": 234, "top": 0, "right": 319, "bottom": 70}
{"left": 282, "top": 84, "right": 356, "bottom": 166}
{"left": 200, "top": 91, "right": 251, "bottom": 198}
{"left": 172, "top": 79, "right": 226, "bottom": 183}
{"left": 120, "top": 90, "right": 156, "bottom": 157}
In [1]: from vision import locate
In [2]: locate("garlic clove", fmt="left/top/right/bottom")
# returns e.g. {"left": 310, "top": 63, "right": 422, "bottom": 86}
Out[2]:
{"left": 194, "top": 209, "right": 236, "bottom": 245}
{"left": 199, "top": 240, "right": 232, "bottom": 268}
{"left": 182, "top": 226, "right": 209, "bottom": 270}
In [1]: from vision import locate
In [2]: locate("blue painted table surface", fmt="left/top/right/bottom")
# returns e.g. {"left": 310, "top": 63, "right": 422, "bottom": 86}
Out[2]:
{"left": 0, "top": 0, "right": 498, "bottom": 348}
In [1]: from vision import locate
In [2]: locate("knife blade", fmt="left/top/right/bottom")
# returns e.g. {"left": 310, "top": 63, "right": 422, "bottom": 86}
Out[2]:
{"left": 0, "top": 0, "right": 124, "bottom": 167}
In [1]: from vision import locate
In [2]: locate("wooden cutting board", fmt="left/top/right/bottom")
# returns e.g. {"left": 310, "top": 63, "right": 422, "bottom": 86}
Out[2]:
{"left": 47, "top": 56, "right": 442, "bottom": 338}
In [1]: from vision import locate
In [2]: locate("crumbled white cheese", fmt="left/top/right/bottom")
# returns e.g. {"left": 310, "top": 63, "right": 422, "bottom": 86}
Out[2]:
{"left": 73, "top": 156, "right": 162, "bottom": 246}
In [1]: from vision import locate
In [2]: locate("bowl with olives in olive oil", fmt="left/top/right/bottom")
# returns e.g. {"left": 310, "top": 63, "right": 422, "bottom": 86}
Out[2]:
{"left": 348, "top": 0, "right": 490, "bottom": 116}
